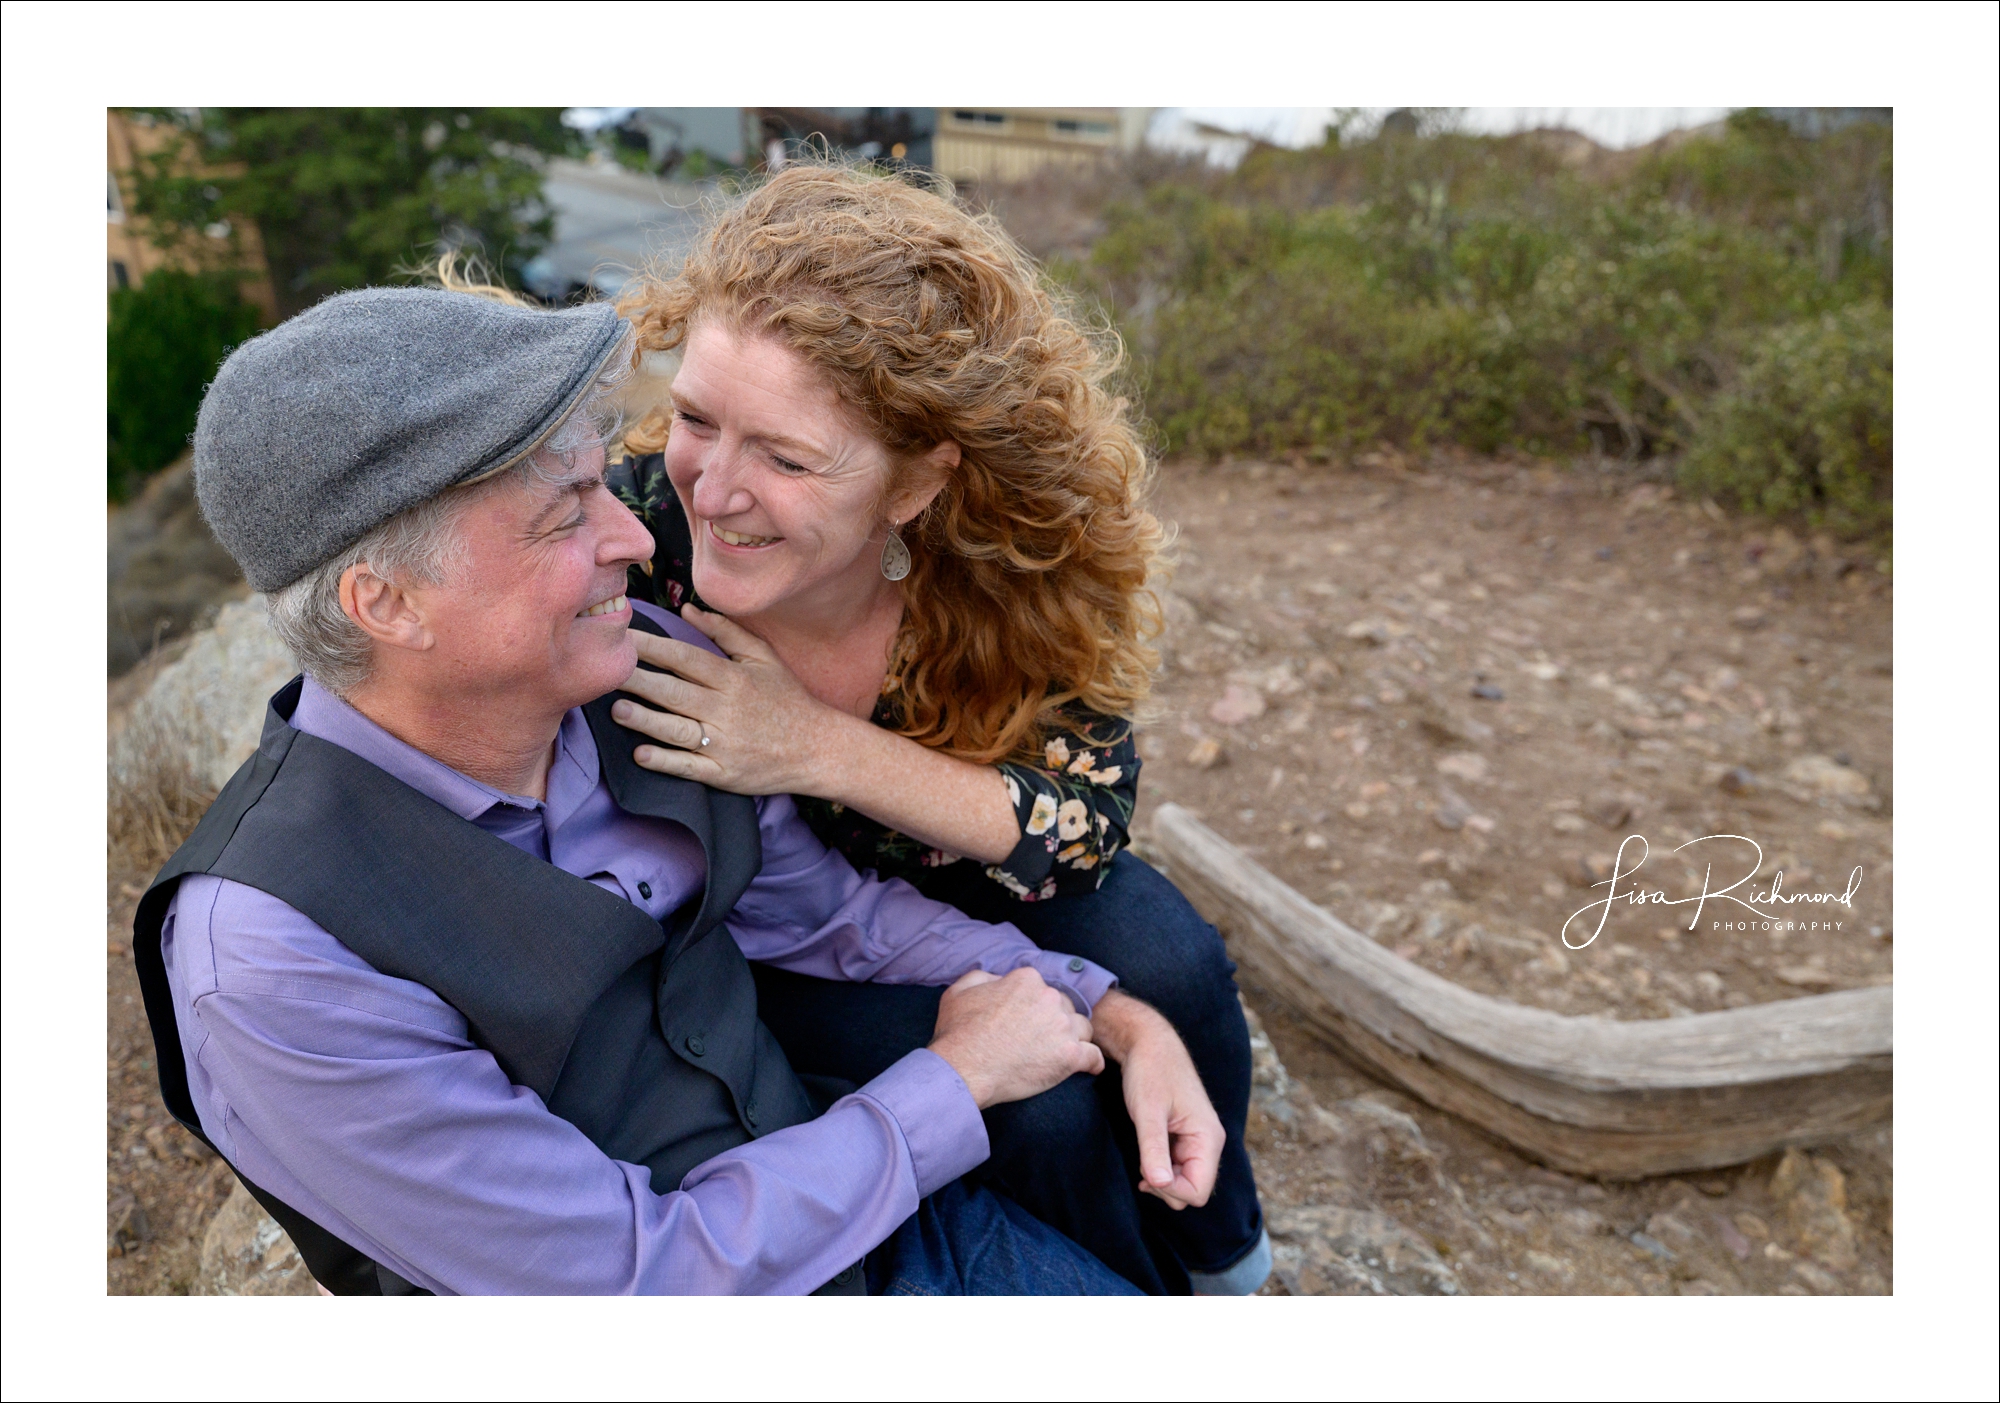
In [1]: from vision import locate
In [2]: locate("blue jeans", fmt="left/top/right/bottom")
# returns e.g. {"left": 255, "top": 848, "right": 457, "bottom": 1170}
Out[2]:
{"left": 756, "top": 851, "right": 1264, "bottom": 1295}
{"left": 868, "top": 1179, "right": 1141, "bottom": 1295}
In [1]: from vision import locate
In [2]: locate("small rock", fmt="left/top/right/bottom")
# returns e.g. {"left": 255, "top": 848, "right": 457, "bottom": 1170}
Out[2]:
{"left": 1434, "top": 753, "right": 1488, "bottom": 782}
{"left": 1523, "top": 1250, "right": 1573, "bottom": 1281}
{"left": 1469, "top": 683, "right": 1505, "bottom": 701}
{"left": 1732, "top": 1211, "right": 1769, "bottom": 1241}
{"left": 1550, "top": 812, "right": 1587, "bottom": 834}
{"left": 1791, "top": 1259, "right": 1844, "bottom": 1294}
{"left": 1730, "top": 606, "right": 1768, "bottom": 630}
{"left": 1775, "top": 965, "right": 1835, "bottom": 988}
{"left": 1713, "top": 1215, "right": 1753, "bottom": 1260}
{"left": 1208, "top": 684, "right": 1267, "bottom": 726}
{"left": 194, "top": 1181, "right": 320, "bottom": 1296}
{"left": 1628, "top": 1230, "right": 1675, "bottom": 1261}
{"left": 1784, "top": 754, "right": 1870, "bottom": 797}
{"left": 1266, "top": 1205, "right": 1461, "bottom": 1296}
{"left": 1184, "top": 737, "right": 1225, "bottom": 770}
{"left": 1770, "top": 1148, "right": 1860, "bottom": 1271}
{"left": 1302, "top": 832, "right": 1328, "bottom": 851}
{"left": 1358, "top": 780, "right": 1391, "bottom": 799}
{"left": 107, "top": 1193, "right": 152, "bottom": 1258}
{"left": 1586, "top": 794, "right": 1634, "bottom": 829}
{"left": 1718, "top": 766, "right": 1758, "bottom": 796}
{"left": 1578, "top": 853, "right": 1617, "bottom": 886}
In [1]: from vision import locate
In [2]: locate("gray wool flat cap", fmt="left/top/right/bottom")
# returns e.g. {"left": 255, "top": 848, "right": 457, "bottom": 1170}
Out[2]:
{"left": 193, "top": 286, "right": 630, "bottom": 592}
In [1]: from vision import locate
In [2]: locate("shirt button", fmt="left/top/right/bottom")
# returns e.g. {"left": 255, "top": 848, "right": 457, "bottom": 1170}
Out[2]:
{"left": 1067, "top": 957, "right": 1086, "bottom": 973}
{"left": 685, "top": 1034, "right": 705, "bottom": 1057}
{"left": 637, "top": 881, "right": 653, "bottom": 900}
{"left": 745, "top": 1098, "right": 759, "bottom": 1127}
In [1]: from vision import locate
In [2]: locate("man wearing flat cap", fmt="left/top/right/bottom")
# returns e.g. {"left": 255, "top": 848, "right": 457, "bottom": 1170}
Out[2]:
{"left": 134, "top": 287, "right": 1220, "bottom": 1294}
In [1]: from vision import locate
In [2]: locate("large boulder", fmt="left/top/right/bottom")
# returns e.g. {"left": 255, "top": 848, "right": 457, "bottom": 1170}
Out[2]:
{"left": 192, "top": 1181, "right": 319, "bottom": 1296}
{"left": 112, "top": 596, "right": 297, "bottom": 793}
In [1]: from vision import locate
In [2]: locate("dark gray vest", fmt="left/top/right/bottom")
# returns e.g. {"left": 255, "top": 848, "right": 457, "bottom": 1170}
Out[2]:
{"left": 133, "top": 636, "right": 849, "bottom": 1294}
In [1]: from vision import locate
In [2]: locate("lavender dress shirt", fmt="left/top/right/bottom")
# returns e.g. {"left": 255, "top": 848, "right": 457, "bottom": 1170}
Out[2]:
{"left": 160, "top": 602, "right": 1116, "bottom": 1295}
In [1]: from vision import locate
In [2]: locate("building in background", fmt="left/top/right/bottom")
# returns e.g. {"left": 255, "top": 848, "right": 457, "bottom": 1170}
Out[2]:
{"left": 106, "top": 110, "right": 276, "bottom": 319}
{"left": 930, "top": 108, "right": 1151, "bottom": 184}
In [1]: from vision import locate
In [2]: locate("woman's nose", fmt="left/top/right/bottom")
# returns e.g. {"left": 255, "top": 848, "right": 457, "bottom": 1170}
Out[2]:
{"left": 688, "top": 448, "right": 758, "bottom": 521}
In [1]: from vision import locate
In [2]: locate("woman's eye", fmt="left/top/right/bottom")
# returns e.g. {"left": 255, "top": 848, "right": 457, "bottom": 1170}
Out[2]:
{"left": 772, "top": 454, "right": 809, "bottom": 475}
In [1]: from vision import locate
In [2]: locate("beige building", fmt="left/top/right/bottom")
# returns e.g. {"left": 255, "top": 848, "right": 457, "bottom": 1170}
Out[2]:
{"left": 108, "top": 110, "right": 276, "bottom": 318}
{"left": 930, "top": 107, "right": 1152, "bottom": 185}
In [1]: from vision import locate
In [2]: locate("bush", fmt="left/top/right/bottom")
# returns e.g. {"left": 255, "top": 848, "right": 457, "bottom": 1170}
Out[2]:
{"left": 1038, "top": 112, "right": 1892, "bottom": 533}
{"left": 1680, "top": 302, "right": 1892, "bottom": 533}
{"left": 107, "top": 270, "right": 263, "bottom": 500}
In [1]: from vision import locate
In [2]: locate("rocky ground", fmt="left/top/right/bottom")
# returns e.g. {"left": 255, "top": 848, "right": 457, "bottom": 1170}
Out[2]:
{"left": 1133, "top": 451, "right": 1892, "bottom": 1296}
{"left": 106, "top": 453, "right": 1892, "bottom": 1296}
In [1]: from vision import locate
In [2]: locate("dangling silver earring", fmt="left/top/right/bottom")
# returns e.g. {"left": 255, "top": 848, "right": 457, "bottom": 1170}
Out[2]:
{"left": 880, "top": 520, "right": 912, "bottom": 582}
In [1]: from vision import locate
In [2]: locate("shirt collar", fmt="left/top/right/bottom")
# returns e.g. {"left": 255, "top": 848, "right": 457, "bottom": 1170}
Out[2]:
{"left": 290, "top": 675, "right": 602, "bottom": 825}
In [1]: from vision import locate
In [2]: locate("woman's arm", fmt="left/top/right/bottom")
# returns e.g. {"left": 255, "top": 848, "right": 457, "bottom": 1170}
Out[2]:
{"left": 609, "top": 607, "right": 1142, "bottom": 885}
{"left": 611, "top": 608, "right": 1021, "bottom": 864}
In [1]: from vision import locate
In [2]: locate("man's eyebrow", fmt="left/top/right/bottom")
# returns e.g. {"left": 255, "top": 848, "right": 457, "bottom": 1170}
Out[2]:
{"left": 525, "top": 468, "right": 603, "bottom": 532}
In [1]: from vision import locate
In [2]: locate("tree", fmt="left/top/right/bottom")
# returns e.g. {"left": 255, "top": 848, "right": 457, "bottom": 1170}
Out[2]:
{"left": 107, "top": 270, "right": 263, "bottom": 499}
{"left": 125, "top": 108, "right": 576, "bottom": 317}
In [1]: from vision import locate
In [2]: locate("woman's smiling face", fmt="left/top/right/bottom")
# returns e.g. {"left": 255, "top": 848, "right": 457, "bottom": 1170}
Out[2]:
{"left": 662, "top": 320, "right": 905, "bottom": 620}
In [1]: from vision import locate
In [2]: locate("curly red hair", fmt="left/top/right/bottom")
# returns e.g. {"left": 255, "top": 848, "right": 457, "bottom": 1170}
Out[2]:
{"left": 619, "top": 164, "right": 1163, "bottom": 765}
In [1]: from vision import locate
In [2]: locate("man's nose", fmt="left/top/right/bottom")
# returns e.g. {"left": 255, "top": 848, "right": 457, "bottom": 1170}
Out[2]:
{"left": 600, "top": 490, "right": 656, "bottom": 568}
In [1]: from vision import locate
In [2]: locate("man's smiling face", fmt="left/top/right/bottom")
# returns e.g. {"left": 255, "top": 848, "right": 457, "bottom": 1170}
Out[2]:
{"left": 404, "top": 440, "right": 656, "bottom": 717}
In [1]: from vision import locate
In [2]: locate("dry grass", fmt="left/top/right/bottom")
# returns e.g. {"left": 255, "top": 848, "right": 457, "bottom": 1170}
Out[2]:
{"left": 108, "top": 705, "right": 218, "bottom": 882}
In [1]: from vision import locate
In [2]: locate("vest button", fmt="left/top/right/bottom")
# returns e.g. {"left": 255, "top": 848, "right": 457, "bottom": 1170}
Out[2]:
{"left": 637, "top": 881, "right": 653, "bottom": 900}
{"left": 686, "top": 1034, "right": 705, "bottom": 1057}
{"left": 745, "top": 1098, "right": 759, "bottom": 1127}
{"left": 835, "top": 1264, "right": 858, "bottom": 1286}
{"left": 1067, "top": 957, "right": 1086, "bottom": 973}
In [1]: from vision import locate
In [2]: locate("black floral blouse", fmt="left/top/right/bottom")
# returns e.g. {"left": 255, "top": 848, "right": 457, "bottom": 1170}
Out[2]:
{"left": 608, "top": 452, "right": 1139, "bottom": 902}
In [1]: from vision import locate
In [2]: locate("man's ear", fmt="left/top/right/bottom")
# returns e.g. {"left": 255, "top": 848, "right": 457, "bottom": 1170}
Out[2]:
{"left": 891, "top": 440, "right": 960, "bottom": 523}
{"left": 340, "top": 564, "right": 435, "bottom": 654}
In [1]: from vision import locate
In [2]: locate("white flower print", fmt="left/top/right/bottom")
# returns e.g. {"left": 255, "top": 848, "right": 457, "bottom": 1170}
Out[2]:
{"left": 1045, "top": 737, "right": 1071, "bottom": 769}
{"left": 1004, "top": 774, "right": 1021, "bottom": 808}
{"left": 1056, "top": 798, "right": 1089, "bottom": 840}
{"left": 1026, "top": 793, "right": 1060, "bottom": 836}
{"left": 1067, "top": 752, "right": 1097, "bottom": 777}
{"left": 1087, "top": 765, "right": 1122, "bottom": 786}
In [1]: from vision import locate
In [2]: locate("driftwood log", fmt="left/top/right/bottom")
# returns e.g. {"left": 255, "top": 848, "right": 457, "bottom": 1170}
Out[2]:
{"left": 1147, "top": 803, "right": 1892, "bottom": 1179}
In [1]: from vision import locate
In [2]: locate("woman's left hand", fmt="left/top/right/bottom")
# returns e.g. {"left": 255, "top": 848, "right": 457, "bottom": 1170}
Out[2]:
{"left": 611, "top": 605, "right": 848, "bottom": 796}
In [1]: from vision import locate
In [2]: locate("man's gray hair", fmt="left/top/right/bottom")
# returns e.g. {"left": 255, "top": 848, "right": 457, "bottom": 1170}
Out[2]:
{"left": 265, "top": 355, "right": 631, "bottom": 697}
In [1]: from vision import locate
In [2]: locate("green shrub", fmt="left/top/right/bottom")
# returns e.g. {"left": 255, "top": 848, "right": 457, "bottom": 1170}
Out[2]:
{"left": 1046, "top": 113, "right": 1892, "bottom": 532}
{"left": 107, "top": 270, "right": 263, "bottom": 500}
{"left": 1680, "top": 302, "right": 1891, "bottom": 533}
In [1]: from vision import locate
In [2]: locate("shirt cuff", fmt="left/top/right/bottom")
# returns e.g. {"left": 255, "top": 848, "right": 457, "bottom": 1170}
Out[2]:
{"left": 854, "top": 1048, "right": 989, "bottom": 1200}
{"left": 1024, "top": 950, "right": 1118, "bottom": 1017}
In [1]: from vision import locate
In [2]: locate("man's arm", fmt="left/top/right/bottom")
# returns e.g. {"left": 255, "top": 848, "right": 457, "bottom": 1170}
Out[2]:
{"left": 168, "top": 875, "right": 987, "bottom": 1295}
{"left": 726, "top": 792, "right": 1117, "bottom": 1014}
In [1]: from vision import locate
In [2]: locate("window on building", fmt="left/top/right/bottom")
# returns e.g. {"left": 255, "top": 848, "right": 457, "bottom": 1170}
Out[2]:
{"left": 108, "top": 170, "right": 125, "bottom": 223}
{"left": 110, "top": 260, "right": 130, "bottom": 290}
{"left": 1053, "top": 119, "right": 1114, "bottom": 139}
{"left": 951, "top": 111, "right": 1008, "bottom": 128}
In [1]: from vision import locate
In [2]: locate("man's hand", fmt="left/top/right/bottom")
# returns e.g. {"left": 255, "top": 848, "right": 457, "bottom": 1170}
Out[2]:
{"left": 1090, "top": 990, "right": 1225, "bottom": 1211}
{"left": 928, "top": 968, "right": 1105, "bottom": 1109}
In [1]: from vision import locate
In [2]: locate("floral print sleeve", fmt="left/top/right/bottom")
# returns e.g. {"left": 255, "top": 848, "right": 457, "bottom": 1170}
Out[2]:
{"left": 987, "top": 713, "right": 1141, "bottom": 902}
{"left": 605, "top": 451, "right": 696, "bottom": 612}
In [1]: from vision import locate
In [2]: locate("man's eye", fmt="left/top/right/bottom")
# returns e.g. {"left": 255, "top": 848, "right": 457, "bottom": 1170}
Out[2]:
{"left": 674, "top": 410, "right": 710, "bottom": 428}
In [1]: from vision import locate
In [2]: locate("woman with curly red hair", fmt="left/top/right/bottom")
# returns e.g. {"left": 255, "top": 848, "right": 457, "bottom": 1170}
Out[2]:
{"left": 607, "top": 164, "right": 1267, "bottom": 1294}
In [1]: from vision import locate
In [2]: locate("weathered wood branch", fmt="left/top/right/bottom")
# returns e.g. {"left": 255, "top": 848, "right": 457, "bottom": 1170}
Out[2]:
{"left": 1148, "top": 803, "right": 1892, "bottom": 1179}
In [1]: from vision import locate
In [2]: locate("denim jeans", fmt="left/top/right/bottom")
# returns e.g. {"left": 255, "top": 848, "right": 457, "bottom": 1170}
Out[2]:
{"left": 755, "top": 850, "right": 1264, "bottom": 1295}
{"left": 867, "top": 1179, "right": 1141, "bottom": 1295}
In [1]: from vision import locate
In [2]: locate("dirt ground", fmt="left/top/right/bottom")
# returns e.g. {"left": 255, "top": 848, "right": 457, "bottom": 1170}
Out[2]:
{"left": 1133, "top": 450, "right": 1892, "bottom": 1295}
{"left": 106, "top": 450, "right": 1892, "bottom": 1295}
